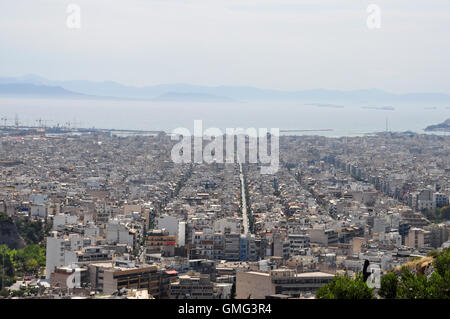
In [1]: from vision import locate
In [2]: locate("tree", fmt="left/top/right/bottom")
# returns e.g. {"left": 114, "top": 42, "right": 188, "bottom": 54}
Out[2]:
{"left": 0, "top": 212, "right": 12, "bottom": 223}
{"left": 429, "top": 248, "right": 450, "bottom": 298}
{"left": 0, "top": 245, "right": 15, "bottom": 289}
{"left": 316, "top": 273, "right": 374, "bottom": 299}
{"left": 426, "top": 271, "right": 448, "bottom": 299}
{"left": 386, "top": 251, "right": 449, "bottom": 299}
{"left": 377, "top": 248, "right": 450, "bottom": 299}
{"left": 379, "top": 273, "right": 398, "bottom": 299}
{"left": 397, "top": 267, "right": 429, "bottom": 299}
{"left": 434, "top": 248, "right": 450, "bottom": 278}
{"left": 422, "top": 206, "right": 450, "bottom": 222}
{"left": 24, "top": 258, "right": 39, "bottom": 273}
{"left": 15, "top": 217, "right": 46, "bottom": 245}
{"left": 0, "top": 288, "right": 9, "bottom": 298}
{"left": 10, "top": 290, "right": 24, "bottom": 297}
{"left": 13, "top": 244, "right": 45, "bottom": 275}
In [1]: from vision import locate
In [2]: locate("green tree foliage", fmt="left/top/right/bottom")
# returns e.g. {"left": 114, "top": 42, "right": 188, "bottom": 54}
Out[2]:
{"left": 427, "top": 271, "right": 449, "bottom": 299}
{"left": 434, "top": 247, "right": 450, "bottom": 278}
{"left": 0, "top": 245, "right": 16, "bottom": 289}
{"left": 317, "top": 248, "right": 450, "bottom": 299}
{"left": 0, "top": 213, "right": 13, "bottom": 223}
{"left": 0, "top": 288, "right": 9, "bottom": 298}
{"left": 10, "top": 290, "right": 25, "bottom": 297}
{"left": 15, "top": 217, "right": 47, "bottom": 245}
{"left": 379, "top": 272, "right": 398, "bottom": 299}
{"left": 422, "top": 206, "right": 450, "bottom": 222}
{"left": 0, "top": 244, "right": 46, "bottom": 289}
{"left": 12, "top": 244, "right": 46, "bottom": 274}
{"left": 316, "top": 273, "right": 374, "bottom": 299}
{"left": 397, "top": 267, "right": 430, "bottom": 299}
{"left": 381, "top": 248, "right": 450, "bottom": 299}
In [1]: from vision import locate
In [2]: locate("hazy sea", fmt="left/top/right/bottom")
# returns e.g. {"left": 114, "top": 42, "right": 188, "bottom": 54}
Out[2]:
{"left": 1, "top": 98, "right": 449, "bottom": 137}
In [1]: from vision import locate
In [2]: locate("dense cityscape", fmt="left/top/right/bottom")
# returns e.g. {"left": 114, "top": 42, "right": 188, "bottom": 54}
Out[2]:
{"left": 0, "top": 128, "right": 448, "bottom": 299}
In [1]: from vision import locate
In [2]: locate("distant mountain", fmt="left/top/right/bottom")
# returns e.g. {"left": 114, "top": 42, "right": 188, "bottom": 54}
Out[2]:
{"left": 424, "top": 118, "right": 450, "bottom": 132}
{"left": 0, "top": 83, "right": 93, "bottom": 99}
{"left": 1, "top": 74, "right": 450, "bottom": 103}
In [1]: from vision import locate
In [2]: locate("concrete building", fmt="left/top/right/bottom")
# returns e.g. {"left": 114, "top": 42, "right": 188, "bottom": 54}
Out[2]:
{"left": 405, "top": 228, "right": 431, "bottom": 249}
{"left": 50, "top": 264, "right": 88, "bottom": 290}
{"left": 169, "top": 272, "right": 214, "bottom": 299}
{"left": 106, "top": 220, "right": 134, "bottom": 248}
{"left": 30, "top": 204, "right": 47, "bottom": 218}
{"left": 223, "top": 232, "right": 240, "bottom": 261}
{"left": 273, "top": 234, "right": 290, "bottom": 259}
{"left": 288, "top": 234, "right": 310, "bottom": 256}
{"left": 53, "top": 213, "right": 78, "bottom": 230}
{"left": 433, "top": 193, "right": 449, "bottom": 208}
{"left": 88, "top": 262, "right": 172, "bottom": 298}
{"left": 239, "top": 233, "right": 257, "bottom": 261}
{"left": 236, "top": 269, "right": 334, "bottom": 299}
{"left": 425, "top": 223, "right": 450, "bottom": 248}
{"left": 155, "top": 215, "right": 180, "bottom": 236}
{"left": 308, "top": 229, "right": 339, "bottom": 246}
{"left": 45, "top": 232, "right": 83, "bottom": 279}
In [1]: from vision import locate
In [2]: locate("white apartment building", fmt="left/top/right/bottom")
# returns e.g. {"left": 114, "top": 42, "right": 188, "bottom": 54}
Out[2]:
{"left": 45, "top": 232, "right": 83, "bottom": 279}
{"left": 30, "top": 204, "right": 47, "bottom": 218}
{"left": 52, "top": 213, "right": 78, "bottom": 230}
{"left": 155, "top": 215, "right": 179, "bottom": 236}
{"left": 106, "top": 220, "right": 134, "bottom": 248}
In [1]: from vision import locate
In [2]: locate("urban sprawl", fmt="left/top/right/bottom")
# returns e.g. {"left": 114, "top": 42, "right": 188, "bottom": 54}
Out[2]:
{"left": 0, "top": 130, "right": 449, "bottom": 299}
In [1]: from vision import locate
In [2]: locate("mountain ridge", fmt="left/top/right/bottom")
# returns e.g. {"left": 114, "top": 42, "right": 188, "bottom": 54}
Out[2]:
{"left": 1, "top": 74, "right": 450, "bottom": 103}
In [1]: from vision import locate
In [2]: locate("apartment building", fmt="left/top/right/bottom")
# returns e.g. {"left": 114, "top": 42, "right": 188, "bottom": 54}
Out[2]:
{"left": 405, "top": 228, "right": 431, "bottom": 249}
{"left": 288, "top": 234, "right": 310, "bottom": 256}
{"left": 45, "top": 232, "right": 85, "bottom": 279}
{"left": 308, "top": 228, "right": 339, "bottom": 246}
{"left": 88, "top": 262, "right": 169, "bottom": 297}
{"left": 169, "top": 272, "right": 214, "bottom": 299}
{"left": 236, "top": 269, "right": 334, "bottom": 299}
{"left": 224, "top": 232, "right": 240, "bottom": 261}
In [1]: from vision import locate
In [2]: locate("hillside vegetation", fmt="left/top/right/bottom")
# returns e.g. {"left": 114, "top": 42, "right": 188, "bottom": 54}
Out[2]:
{"left": 317, "top": 248, "right": 450, "bottom": 299}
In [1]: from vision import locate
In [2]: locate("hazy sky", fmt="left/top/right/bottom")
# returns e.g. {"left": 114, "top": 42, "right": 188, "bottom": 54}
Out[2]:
{"left": 1, "top": 0, "right": 450, "bottom": 93}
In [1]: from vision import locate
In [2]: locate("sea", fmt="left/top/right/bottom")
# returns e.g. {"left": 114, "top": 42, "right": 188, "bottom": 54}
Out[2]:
{"left": 0, "top": 97, "right": 449, "bottom": 137}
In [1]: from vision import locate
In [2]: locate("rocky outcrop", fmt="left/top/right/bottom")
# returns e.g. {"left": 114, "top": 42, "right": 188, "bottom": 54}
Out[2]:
{"left": 0, "top": 218, "right": 26, "bottom": 249}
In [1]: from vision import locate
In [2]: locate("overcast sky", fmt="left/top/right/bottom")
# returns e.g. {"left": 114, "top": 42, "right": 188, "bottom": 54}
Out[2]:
{"left": 1, "top": 0, "right": 450, "bottom": 93}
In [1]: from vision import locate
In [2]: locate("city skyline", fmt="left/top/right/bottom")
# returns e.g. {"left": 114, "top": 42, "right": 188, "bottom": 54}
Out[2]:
{"left": 0, "top": 0, "right": 449, "bottom": 305}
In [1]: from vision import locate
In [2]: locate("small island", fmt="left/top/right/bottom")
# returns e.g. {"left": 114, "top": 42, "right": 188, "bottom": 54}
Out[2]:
{"left": 361, "top": 105, "right": 395, "bottom": 111}
{"left": 424, "top": 118, "right": 450, "bottom": 132}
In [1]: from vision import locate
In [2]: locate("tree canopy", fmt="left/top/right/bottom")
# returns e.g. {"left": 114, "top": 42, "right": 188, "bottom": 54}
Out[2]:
{"left": 379, "top": 247, "right": 449, "bottom": 299}
{"left": 318, "top": 248, "right": 450, "bottom": 299}
{"left": 316, "top": 273, "right": 374, "bottom": 299}
{"left": 0, "top": 244, "right": 46, "bottom": 290}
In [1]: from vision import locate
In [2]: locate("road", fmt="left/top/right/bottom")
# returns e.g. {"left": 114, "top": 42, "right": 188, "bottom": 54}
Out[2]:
{"left": 239, "top": 162, "right": 249, "bottom": 235}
